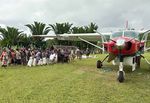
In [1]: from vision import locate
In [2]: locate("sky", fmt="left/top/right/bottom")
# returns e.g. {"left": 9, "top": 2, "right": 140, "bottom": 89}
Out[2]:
{"left": 0, "top": 0, "right": 150, "bottom": 33}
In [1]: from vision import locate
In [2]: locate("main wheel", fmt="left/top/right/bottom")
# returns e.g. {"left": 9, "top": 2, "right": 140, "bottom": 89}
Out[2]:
{"left": 117, "top": 71, "right": 125, "bottom": 83}
{"left": 97, "top": 60, "right": 102, "bottom": 68}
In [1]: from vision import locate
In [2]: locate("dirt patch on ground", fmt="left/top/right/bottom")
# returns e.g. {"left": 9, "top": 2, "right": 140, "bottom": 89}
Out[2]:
{"left": 73, "top": 69, "right": 85, "bottom": 75}
{"left": 73, "top": 66, "right": 100, "bottom": 75}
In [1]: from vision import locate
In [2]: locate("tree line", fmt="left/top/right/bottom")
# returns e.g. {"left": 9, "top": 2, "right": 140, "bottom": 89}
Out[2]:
{"left": 0, "top": 22, "right": 99, "bottom": 50}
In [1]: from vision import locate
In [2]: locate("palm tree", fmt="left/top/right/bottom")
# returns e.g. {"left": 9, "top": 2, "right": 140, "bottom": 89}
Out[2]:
{"left": 0, "top": 26, "right": 23, "bottom": 47}
{"left": 72, "top": 22, "right": 98, "bottom": 33}
{"left": 49, "top": 22, "right": 73, "bottom": 34}
{"left": 71, "top": 23, "right": 98, "bottom": 49}
{"left": 25, "top": 21, "right": 50, "bottom": 48}
{"left": 49, "top": 22, "right": 73, "bottom": 45}
{"left": 86, "top": 22, "right": 98, "bottom": 33}
{"left": 72, "top": 26, "right": 86, "bottom": 33}
{"left": 18, "top": 34, "right": 33, "bottom": 48}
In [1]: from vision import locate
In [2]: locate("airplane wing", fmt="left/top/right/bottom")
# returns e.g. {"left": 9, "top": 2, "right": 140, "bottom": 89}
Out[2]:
{"left": 32, "top": 33, "right": 111, "bottom": 41}
{"left": 32, "top": 32, "right": 111, "bottom": 51}
{"left": 138, "top": 30, "right": 150, "bottom": 34}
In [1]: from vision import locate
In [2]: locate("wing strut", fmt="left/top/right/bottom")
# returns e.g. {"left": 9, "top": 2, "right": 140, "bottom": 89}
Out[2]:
{"left": 78, "top": 37, "right": 104, "bottom": 53}
{"left": 144, "top": 47, "right": 150, "bottom": 52}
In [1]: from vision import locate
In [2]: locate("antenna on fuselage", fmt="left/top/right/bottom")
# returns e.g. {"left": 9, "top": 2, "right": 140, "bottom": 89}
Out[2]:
{"left": 125, "top": 20, "right": 129, "bottom": 30}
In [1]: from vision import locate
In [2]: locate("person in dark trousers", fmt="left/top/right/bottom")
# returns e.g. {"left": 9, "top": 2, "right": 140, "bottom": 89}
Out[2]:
{"left": 15, "top": 49, "right": 21, "bottom": 64}
{"left": 21, "top": 49, "right": 27, "bottom": 65}
{"left": 85, "top": 48, "right": 90, "bottom": 58}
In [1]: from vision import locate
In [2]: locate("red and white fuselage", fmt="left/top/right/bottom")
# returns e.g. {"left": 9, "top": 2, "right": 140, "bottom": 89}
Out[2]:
{"left": 104, "top": 30, "right": 144, "bottom": 56}
{"left": 103, "top": 30, "right": 145, "bottom": 73}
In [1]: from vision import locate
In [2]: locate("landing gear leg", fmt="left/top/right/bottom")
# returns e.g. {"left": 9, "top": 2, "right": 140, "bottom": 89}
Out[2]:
{"left": 136, "top": 56, "right": 141, "bottom": 68}
{"left": 117, "top": 62, "right": 125, "bottom": 83}
{"left": 132, "top": 63, "right": 136, "bottom": 71}
{"left": 132, "top": 57, "right": 136, "bottom": 71}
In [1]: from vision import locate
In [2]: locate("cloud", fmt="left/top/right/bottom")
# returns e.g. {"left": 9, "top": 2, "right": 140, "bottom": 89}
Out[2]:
{"left": 0, "top": 0, "right": 150, "bottom": 32}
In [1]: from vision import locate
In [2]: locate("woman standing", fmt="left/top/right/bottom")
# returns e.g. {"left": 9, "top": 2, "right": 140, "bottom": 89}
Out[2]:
{"left": 0, "top": 48, "right": 8, "bottom": 67}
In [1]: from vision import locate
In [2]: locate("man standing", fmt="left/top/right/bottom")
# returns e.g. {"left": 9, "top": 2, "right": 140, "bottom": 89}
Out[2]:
{"left": 85, "top": 48, "right": 90, "bottom": 58}
{"left": 15, "top": 49, "right": 21, "bottom": 65}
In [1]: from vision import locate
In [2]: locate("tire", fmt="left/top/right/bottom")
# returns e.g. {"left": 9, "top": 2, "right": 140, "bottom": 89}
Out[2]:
{"left": 97, "top": 60, "right": 102, "bottom": 68}
{"left": 117, "top": 71, "right": 125, "bottom": 83}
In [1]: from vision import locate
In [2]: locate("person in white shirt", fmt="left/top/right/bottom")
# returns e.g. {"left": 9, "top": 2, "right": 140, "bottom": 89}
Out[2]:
{"left": 49, "top": 51, "right": 57, "bottom": 64}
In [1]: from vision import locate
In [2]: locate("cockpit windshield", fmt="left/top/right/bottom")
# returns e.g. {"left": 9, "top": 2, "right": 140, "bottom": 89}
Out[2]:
{"left": 111, "top": 32, "right": 123, "bottom": 38}
{"left": 124, "top": 31, "right": 139, "bottom": 39}
{"left": 111, "top": 31, "right": 139, "bottom": 40}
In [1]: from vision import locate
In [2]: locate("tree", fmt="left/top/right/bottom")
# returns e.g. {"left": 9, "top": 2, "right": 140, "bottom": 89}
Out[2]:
{"left": 25, "top": 21, "right": 50, "bottom": 48}
{"left": 49, "top": 22, "right": 73, "bottom": 34}
{"left": 85, "top": 22, "right": 98, "bottom": 33}
{"left": 18, "top": 34, "right": 33, "bottom": 48}
{"left": 71, "top": 22, "right": 99, "bottom": 49}
{"left": 0, "top": 26, "right": 23, "bottom": 47}
{"left": 71, "top": 22, "right": 98, "bottom": 33}
{"left": 71, "top": 26, "right": 86, "bottom": 33}
{"left": 49, "top": 22, "right": 73, "bottom": 45}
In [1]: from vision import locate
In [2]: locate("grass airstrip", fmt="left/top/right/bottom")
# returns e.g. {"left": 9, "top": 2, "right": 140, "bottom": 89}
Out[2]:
{"left": 0, "top": 53, "right": 150, "bottom": 103}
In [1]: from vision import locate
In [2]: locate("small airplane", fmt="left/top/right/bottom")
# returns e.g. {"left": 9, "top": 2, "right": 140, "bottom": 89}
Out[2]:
{"left": 32, "top": 27, "right": 150, "bottom": 83}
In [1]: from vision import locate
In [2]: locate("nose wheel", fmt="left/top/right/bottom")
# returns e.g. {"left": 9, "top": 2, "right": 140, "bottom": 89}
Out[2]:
{"left": 97, "top": 55, "right": 126, "bottom": 83}
{"left": 97, "top": 60, "right": 103, "bottom": 68}
{"left": 117, "top": 71, "right": 125, "bottom": 83}
{"left": 97, "top": 55, "right": 109, "bottom": 69}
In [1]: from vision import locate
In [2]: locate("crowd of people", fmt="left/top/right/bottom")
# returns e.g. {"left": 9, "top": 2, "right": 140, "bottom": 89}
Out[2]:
{"left": 0, "top": 46, "right": 91, "bottom": 68}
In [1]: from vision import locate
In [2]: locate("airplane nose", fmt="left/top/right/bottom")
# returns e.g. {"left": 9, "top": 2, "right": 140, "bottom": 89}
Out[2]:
{"left": 116, "top": 39, "right": 125, "bottom": 50}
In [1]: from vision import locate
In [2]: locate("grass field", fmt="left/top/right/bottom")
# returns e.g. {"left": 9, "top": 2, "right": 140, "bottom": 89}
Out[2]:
{"left": 0, "top": 53, "right": 150, "bottom": 103}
